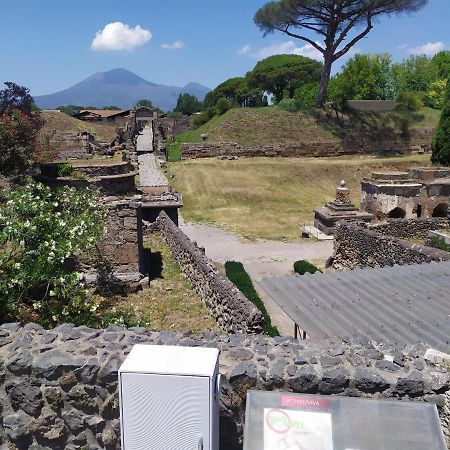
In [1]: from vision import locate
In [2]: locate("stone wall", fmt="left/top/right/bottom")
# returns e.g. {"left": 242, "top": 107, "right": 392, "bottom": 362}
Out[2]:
{"left": 155, "top": 211, "right": 264, "bottom": 334}
{"left": 0, "top": 323, "right": 448, "bottom": 449}
{"left": 369, "top": 218, "right": 450, "bottom": 239}
{"left": 333, "top": 221, "right": 450, "bottom": 270}
{"left": 180, "top": 128, "right": 435, "bottom": 159}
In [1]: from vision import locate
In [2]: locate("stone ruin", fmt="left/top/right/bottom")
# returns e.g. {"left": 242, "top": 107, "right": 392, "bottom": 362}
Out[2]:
{"left": 314, "top": 180, "right": 374, "bottom": 235}
{"left": 361, "top": 167, "right": 450, "bottom": 220}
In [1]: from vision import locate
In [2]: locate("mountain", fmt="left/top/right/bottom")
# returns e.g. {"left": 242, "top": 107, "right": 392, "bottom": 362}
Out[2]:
{"left": 34, "top": 68, "right": 211, "bottom": 111}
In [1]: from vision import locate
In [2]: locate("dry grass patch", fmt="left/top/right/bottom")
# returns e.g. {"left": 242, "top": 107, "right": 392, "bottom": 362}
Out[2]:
{"left": 95, "top": 232, "right": 220, "bottom": 333}
{"left": 170, "top": 154, "right": 432, "bottom": 241}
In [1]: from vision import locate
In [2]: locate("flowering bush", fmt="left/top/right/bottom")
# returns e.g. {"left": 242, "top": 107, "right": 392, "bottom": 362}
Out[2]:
{"left": 0, "top": 182, "right": 106, "bottom": 326}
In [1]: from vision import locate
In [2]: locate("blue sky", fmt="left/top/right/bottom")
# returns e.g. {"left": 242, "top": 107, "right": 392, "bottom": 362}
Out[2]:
{"left": 1, "top": 0, "right": 449, "bottom": 96}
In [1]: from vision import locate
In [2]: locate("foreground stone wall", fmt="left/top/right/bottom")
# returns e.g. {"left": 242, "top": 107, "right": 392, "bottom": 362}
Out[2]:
{"left": 333, "top": 221, "right": 450, "bottom": 270}
{"left": 0, "top": 323, "right": 448, "bottom": 449}
{"left": 181, "top": 128, "right": 435, "bottom": 159}
{"left": 156, "top": 212, "right": 263, "bottom": 333}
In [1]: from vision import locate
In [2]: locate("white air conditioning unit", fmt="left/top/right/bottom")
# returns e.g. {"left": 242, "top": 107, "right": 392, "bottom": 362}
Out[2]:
{"left": 119, "top": 344, "right": 220, "bottom": 450}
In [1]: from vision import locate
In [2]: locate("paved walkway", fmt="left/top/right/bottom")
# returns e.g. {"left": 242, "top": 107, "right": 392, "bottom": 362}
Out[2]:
{"left": 136, "top": 125, "right": 153, "bottom": 152}
{"left": 180, "top": 218, "right": 334, "bottom": 336}
{"left": 138, "top": 153, "right": 169, "bottom": 188}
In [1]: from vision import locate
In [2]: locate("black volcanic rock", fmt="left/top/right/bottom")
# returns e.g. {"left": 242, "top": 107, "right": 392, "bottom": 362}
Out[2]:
{"left": 34, "top": 68, "right": 210, "bottom": 111}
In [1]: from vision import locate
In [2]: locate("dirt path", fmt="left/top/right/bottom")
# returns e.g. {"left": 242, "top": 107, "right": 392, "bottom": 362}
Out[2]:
{"left": 179, "top": 217, "right": 333, "bottom": 336}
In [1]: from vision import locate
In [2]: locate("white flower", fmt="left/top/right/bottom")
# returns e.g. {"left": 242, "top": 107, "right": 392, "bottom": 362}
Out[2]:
{"left": 14, "top": 263, "right": 21, "bottom": 269}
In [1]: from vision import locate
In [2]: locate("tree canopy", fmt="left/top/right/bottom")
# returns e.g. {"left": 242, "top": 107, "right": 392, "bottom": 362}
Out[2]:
{"left": 246, "top": 54, "right": 322, "bottom": 103}
{"left": 0, "top": 82, "right": 53, "bottom": 176}
{"left": 174, "top": 93, "right": 202, "bottom": 115}
{"left": 432, "top": 80, "right": 450, "bottom": 166}
{"left": 254, "top": 0, "right": 428, "bottom": 106}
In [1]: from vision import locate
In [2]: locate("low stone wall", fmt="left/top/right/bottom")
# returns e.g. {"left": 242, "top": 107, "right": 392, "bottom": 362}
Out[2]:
{"left": 333, "top": 221, "right": 450, "bottom": 270}
{"left": 155, "top": 211, "right": 263, "bottom": 334}
{"left": 369, "top": 218, "right": 450, "bottom": 239}
{"left": 0, "top": 323, "right": 448, "bottom": 449}
{"left": 180, "top": 128, "right": 435, "bottom": 159}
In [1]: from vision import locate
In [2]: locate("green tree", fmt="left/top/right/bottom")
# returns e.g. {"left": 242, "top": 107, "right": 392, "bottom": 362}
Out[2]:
{"left": 424, "top": 79, "right": 448, "bottom": 109}
{"left": 246, "top": 54, "right": 322, "bottom": 103}
{"left": 174, "top": 93, "right": 203, "bottom": 115}
{"left": 216, "top": 98, "right": 232, "bottom": 115}
{"left": 392, "top": 55, "right": 438, "bottom": 97}
{"left": 204, "top": 77, "right": 264, "bottom": 108}
{"left": 331, "top": 53, "right": 394, "bottom": 101}
{"left": 254, "top": 0, "right": 428, "bottom": 106}
{"left": 431, "top": 51, "right": 450, "bottom": 79}
{"left": 135, "top": 99, "right": 154, "bottom": 108}
{"left": 432, "top": 81, "right": 450, "bottom": 165}
{"left": 0, "top": 82, "right": 54, "bottom": 176}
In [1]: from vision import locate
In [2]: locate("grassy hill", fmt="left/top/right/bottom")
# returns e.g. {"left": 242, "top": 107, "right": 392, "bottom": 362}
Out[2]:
{"left": 169, "top": 154, "right": 433, "bottom": 241}
{"left": 171, "top": 106, "right": 440, "bottom": 150}
{"left": 41, "top": 110, "right": 118, "bottom": 143}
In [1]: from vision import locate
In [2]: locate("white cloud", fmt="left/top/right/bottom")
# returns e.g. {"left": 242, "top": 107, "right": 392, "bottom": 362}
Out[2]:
{"left": 251, "top": 41, "right": 323, "bottom": 61}
{"left": 161, "top": 39, "right": 186, "bottom": 50}
{"left": 410, "top": 41, "right": 445, "bottom": 56}
{"left": 397, "top": 44, "right": 408, "bottom": 51}
{"left": 237, "top": 44, "right": 251, "bottom": 55}
{"left": 91, "top": 22, "right": 152, "bottom": 51}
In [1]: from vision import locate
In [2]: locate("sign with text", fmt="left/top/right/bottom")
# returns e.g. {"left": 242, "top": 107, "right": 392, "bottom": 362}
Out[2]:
{"left": 244, "top": 391, "right": 447, "bottom": 450}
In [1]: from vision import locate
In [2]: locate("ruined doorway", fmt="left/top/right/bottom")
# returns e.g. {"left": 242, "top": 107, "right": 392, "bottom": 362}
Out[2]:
{"left": 432, "top": 203, "right": 448, "bottom": 217}
{"left": 388, "top": 207, "right": 406, "bottom": 219}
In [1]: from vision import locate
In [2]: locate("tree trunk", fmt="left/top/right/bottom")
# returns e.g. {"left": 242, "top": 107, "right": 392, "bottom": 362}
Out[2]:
{"left": 316, "top": 54, "right": 333, "bottom": 107}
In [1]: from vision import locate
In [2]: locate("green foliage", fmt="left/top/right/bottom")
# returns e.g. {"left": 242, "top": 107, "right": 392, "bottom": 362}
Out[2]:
{"left": 294, "top": 82, "right": 320, "bottom": 107}
{"left": 224, "top": 261, "right": 280, "bottom": 336}
{"left": 167, "top": 111, "right": 184, "bottom": 119}
{"left": 204, "top": 77, "right": 264, "bottom": 108}
{"left": 432, "top": 85, "right": 450, "bottom": 165}
{"left": 246, "top": 54, "right": 322, "bottom": 103}
{"left": 392, "top": 55, "right": 438, "bottom": 97}
{"left": 205, "top": 107, "right": 217, "bottom": 119}
{"left": 100, "top": 306, "right": 147, "bottom": 328}
{"left": 57, "top": 105, "right": 96, "bottom": 116}
{"left": 293, "top": 260, "right": 321, "bottom": 275}
{"left": 135, "top": 99, "right": 154, "bottom": 108}
{"left": 424, "top": 79, "right": 447, "bottom": 109}
{"left": 216, "top": 97, "right": 232, "bottom": 115}
{"left": 167, "top": 141, "right": 182, "bottom": 162}
{"left": 56, "top": 163, "right": 75, "bottom": 177}
{"left": 429, "top": 237, "right": 450, "bottom": 253}
{"left": 174, "top": 93, "right": 203, "bottom": 115}
{"left": 431, "top": 51, "right": 450, "bottom": 79}
{"left": 331, "top": 54, "right": 394, "bottom": 101}
{"left": 396, "top": 91, "right": 422, "bottom": 112}
{"left": 191, "top": 112, "right": 211, "bottom": 129}
{"left": 276, "top": 98, "right": 305, "bottom": 112}
{"left": 0, "top": 182, "right": 106, "bottom": 326}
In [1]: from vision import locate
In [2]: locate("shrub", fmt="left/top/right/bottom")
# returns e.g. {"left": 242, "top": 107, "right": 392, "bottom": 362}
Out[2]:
{"left": 294, "top": 82, "right": 320, "bottom": 107}
{"left": 429, "top": 237, "right": 450, "bottom": 253}
{"left": 277, "top": 98, "right": 302, "bottom": 112}
{"left": 396, "top": 91, "right": 422, "bottom": 112}
{"left": 216, "top": 97, "right": 231, "bottom": 115}
{"left": 293, "top": 260, "right": 321, "bottom": 275}
{"left": 191, "top": 112, "right": 210, "bottom": 129}
{"left": 0, "top": 182, "right": 105, "bottom": 326}
{"left": 206, "top": 107, "right": 217, "bottom": 119}
{"left": 224, "top": 261, "right": 279, "bottom": 336}
{"left": 432, "top": 83, "right": 450, "bottom": 165}
{"left": 424, "top": 79, "right": 447, "bottom": 110}
{"left": 56, "top": 163, "right": 75, "bottom": 177}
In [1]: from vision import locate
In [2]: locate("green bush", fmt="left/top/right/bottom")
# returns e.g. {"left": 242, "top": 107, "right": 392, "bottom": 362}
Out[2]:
{"left": 396, "top": 91, "right": 422, "bottom": 112}
{"left": 432, "top": 83, "right": 450, "bottom": 165}
{"left": 206, "top": 107, "right": 217, "bottom": 119}
{"left": 0, "top": 182, "right": 106, "bottom": 326}
{"left": 293, "top": 260, "right": 321, "bottom": 275}
{"left": 192, "top": 112, "right": 210, "bottom": 129}
{"left": 424, "top": 79, "right": 447, "bottom": 109}
{"left": 56, "top": 163, "right": 75, "bottom": 177}
{"left": 224, "top": 261, "right": 280, "bottom": 336}
{"left": 294, "top": 82, "right": 320, "bottom": 107}
{"left": 277, "top": 98, "right": 303, "bottom": 112}
{"left": 216, "top": 98, "right": 232, "bottom": 115}
{"left": 100, "top": 306, "right": 147, "bottom": 328}
{"left": 429, "top": 237, "right": 450, "bottom": 252}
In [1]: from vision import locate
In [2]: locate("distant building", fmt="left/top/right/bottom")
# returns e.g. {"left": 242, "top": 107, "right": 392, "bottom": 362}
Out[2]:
{"left": 75, "top": 109, "right": 131, "bottom": 125}
{"left": 361, "top": 168, "right": 450, "bottom": 220}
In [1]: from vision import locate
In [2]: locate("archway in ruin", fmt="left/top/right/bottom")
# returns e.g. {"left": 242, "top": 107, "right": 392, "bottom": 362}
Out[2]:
{"left": 432, "top": 203, "right": 448, "bottom": 218}
{"left": 388, "top": 207, "right": 406, "bottom": 219}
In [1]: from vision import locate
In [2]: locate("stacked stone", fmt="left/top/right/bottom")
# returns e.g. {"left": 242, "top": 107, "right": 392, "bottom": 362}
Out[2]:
{"left": 0, "top": 323, "right": 448, "bottom": 449}
{"left": 333, "top": 221, "right": 450, "bottom": 270}
{"left": 156, "top": 212, "right": 264, "bottom": 334}
{"left": 369, "top": 217, "right": 450, "bottom": 240}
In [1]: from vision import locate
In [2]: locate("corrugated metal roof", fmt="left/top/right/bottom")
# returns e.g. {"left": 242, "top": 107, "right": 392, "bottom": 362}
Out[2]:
{"left": 260, "top": 261, "right": 450, "bottom": 353}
